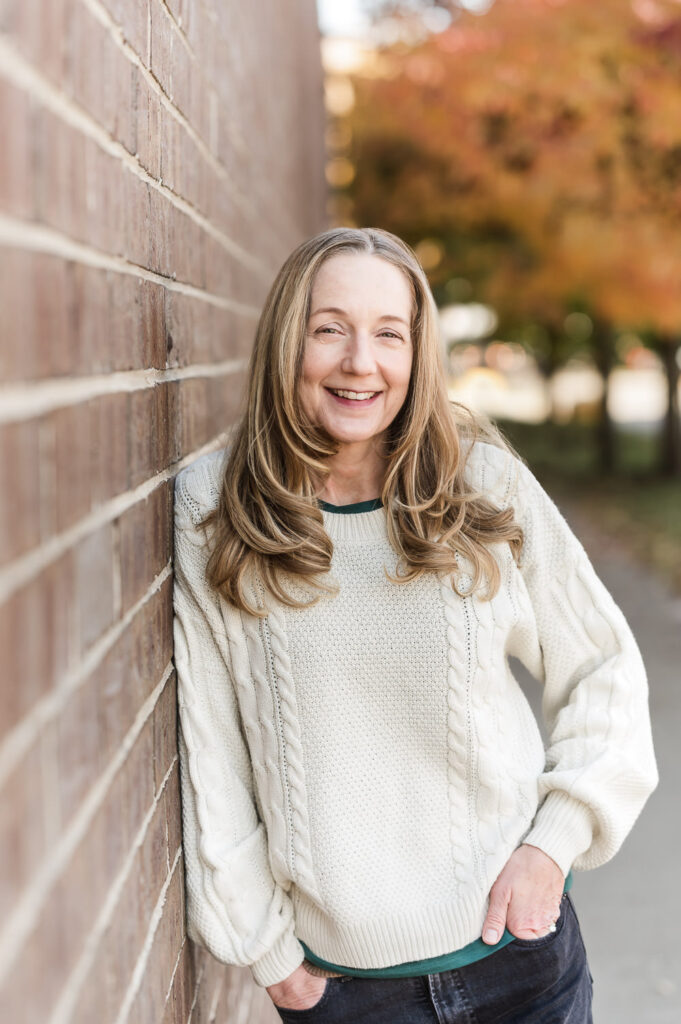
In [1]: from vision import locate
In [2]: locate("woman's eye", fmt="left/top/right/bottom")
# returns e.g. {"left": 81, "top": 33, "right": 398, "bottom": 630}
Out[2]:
{"left": 317, "top": 327, "right": 340, "bottom": 334}
{"left": 381, "top": 331, "right": 401, "bottom": 339}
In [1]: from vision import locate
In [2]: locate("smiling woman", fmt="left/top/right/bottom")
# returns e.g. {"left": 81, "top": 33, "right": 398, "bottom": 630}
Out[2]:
{"left": 172, "top": 226, "right": 657, "bottom": 1023}
{"left": 300, "top": 253, "right": 414, "bottom": 505}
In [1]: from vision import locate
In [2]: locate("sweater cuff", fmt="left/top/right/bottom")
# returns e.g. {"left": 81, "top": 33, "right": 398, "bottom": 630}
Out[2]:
{"left": 249, "top": 928, "right": 305, "bottom": 988}
{"left": 522, "top": 791, "right": 594, "bottom": 877}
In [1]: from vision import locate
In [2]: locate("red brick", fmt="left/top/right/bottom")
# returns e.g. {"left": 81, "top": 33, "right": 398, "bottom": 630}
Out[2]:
{"left": 63, "top": 126, "right": 90, "bottom": 245}
{"left": 147, "top": 185, "right": 173, "bottom": 277}
{"left": 149, "top": 0, "right": 173, "bottom": 100}
{"left": 130, "top": 574, "right": 174, "bottom": 708}
{"left": 163, "top": 760, "right": 182, "bottom": 863}
{"left": 0, "top": 420, "right": 41, "bottom": 565}
{"left": 128, "top": 859, "right": 185, "bottom": 1024}
{"left": 106, "top": 270, "right": 145, "bottom": 370}
{"left": 0, "top": 80, "right": 33, "bottom": 219}
{"left": 117, "top": 482, "right": 171, "bottom": 614}
{"left": 101, "top": 0, "right": 150, "bottom": 65}
{"left": 61, "top": 580, "right": 171, "bottom": 791}
{"left": 68, "top": 263, "right": 113, "bottom": 376}
{"left": 0, "top": 550, "right": 75, "bottom": 738}
{"left": 33, "top": 107, "right": 81, "bottom": 241}
{"left": 53, "top": 672, "right": 102, "bottom": 826}
{"left": 153, "top": 670, "right": 177, "bottom": 793}
{"left": 124, "top": 176, "right": 152, "bottom": 267}
{"left": 52, "top": 402, "right": 93, "bottom": 533}
{"left": 167, "top": 939, "right": 195, "bottom": 1024}
{"left": 0, "top": 742, "right": 47, "bottom": 920}
{"left": 140, "top": 277, "right": 169, "bottom": 369}
{"left": 6, "top": 715, "right": 156, "bottom": 1023}
{"left": 65, "top": 3, "right": 113, "bottom": 132}
{"left": 0, "top": 0, "right": 70, "bottom": 89}
{"left": 134, "top": 70, "right": 162, "bottom": 179}
{"left": 128, "top": 385, "right": 163, "bottom": 488}
{"left": 70, "top": 786, "right": 170, "bottom": 1024}
{"left": 73, "top": 520, "right": 116, "bottom": 651}
{"left": 0, "top": 252, "right": 79, "bottom": 381}
{"left": 88, "top": 392, "right": 129, "bottom": 509}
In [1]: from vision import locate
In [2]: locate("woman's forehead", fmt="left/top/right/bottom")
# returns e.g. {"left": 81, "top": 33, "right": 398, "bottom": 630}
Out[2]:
{"left": 309, "top": 253, "right": 414, "bottom": 313}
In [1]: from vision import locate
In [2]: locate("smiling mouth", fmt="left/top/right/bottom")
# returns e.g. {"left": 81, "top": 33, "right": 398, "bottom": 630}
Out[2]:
{"left": 326, "top": 387, "right": 381, "bottom": 402}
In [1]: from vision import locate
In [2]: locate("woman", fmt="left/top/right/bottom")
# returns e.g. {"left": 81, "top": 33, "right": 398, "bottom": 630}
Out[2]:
{"left": 172, "top": 227, "right": 657, "bottom": 1022}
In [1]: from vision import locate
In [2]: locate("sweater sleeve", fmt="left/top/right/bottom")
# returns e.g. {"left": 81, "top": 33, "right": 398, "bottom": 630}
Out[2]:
{"left": 172, "top": 458, "right": 305, "bottom": 987}
{"left": 506, "top": 453, "right": 658, "bottom": 877}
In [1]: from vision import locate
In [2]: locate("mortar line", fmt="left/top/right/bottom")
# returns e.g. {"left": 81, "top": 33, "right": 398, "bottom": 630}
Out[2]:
{"left": 186, "top": 962, "right": 206, "bottom": 1024}
{"left": 0, "top": 34, "right": 274, "bottom": 277}
{"left": 0, "top": 563, "right": 173, "bottom": 789}
{"left": 48, "top": 754, "right": 180, "bottom": 1024}
{"left": 0, "top": 431, "right": 232, "bottom": 604}
{"left": 76, "top": 0, "right": 297, "bottom": 247}
{"left": 0, "top": 213, "right": 263, "bottom": 313}
{"left": 156, "top": 0, "right": 194, "bottom": 58}
{"left": 0, "top": 358, "right": 248, "bottom": 424}
{"left": 164, "top": 935, "right": 188, "bottom": 1015}
{"left": 114, "top": 844, "right": 184, "bottom": 1024}
{"left": 0, "top": 668, "right": 173, "bottom": 983}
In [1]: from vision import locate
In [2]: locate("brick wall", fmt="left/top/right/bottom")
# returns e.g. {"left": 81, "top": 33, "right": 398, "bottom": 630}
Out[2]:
{"left": 0, "top": 1, "right": 326, "bottom": 1021}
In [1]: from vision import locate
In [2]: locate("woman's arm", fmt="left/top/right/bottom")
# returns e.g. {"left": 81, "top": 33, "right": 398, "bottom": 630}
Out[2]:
{"left": 510, "top": 454, "right": 658, "bottom": 876}
{"left": 478, "top": 446, "right": 658, "bottom": 943}
{"left": 173, "top": 459, "right": 305, "bottom": 987}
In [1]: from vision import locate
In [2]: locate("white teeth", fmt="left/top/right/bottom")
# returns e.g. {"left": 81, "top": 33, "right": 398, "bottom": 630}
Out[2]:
{"left": 329, "top": 388, "right": 378, "bottom": 400}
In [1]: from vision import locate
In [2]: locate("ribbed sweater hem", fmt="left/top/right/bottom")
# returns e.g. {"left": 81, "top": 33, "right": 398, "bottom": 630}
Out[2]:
{"left": 291, "top": 889, "right": 484, "bottom": 970}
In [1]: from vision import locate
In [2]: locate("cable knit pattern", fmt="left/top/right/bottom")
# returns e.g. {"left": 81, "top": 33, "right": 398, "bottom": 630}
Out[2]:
{"left": 172, "top": 441, "right": 658, "bottom": 986}
{"left": 260, "top": 598, "right": 324, "bottom": 904}
{"left": 439, "top": 572, "right": 478, "bottom": 891}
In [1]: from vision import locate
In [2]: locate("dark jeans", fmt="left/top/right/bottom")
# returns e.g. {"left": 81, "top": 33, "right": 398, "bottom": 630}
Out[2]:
{"left": 274, "top": 894, "right": 593, "bottom": 1023}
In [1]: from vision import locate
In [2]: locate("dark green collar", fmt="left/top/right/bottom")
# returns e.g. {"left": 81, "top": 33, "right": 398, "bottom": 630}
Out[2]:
{"left": 318, "top": 497, "right": 383, "bottom": 514}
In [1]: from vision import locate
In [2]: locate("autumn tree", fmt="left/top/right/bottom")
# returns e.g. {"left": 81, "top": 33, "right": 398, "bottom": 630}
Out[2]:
{"left": 336, "top": 0, "right": 681, "bottom": 473}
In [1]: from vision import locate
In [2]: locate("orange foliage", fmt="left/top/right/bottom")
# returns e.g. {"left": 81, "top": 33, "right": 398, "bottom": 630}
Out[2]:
{"left": 345, "top": 0, "right": 681, "bottom": 336}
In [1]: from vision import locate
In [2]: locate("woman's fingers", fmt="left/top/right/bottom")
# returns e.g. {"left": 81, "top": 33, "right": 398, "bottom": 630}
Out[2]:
{"left": 482, "top": 885, "right": 511, "bottom": 944}
{"left": 482, "top": 844, "right": 564, "bottom": 944}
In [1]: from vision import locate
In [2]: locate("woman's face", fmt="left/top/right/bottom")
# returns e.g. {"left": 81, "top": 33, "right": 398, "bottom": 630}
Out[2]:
{"left": 300, "top": 253, "right": 414, "bottom": 451}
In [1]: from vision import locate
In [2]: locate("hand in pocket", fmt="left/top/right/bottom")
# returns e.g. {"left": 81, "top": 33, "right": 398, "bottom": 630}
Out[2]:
{"left": 267, "top": 965, "right": 329, "bottom": 1011}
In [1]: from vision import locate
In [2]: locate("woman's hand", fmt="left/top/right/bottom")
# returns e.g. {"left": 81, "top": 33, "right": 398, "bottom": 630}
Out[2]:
{"left": 482, "top": 843, "right": 564, "bottom": 944}
{"left": 266, "top": 964, "right": 329, "bottom": 1011}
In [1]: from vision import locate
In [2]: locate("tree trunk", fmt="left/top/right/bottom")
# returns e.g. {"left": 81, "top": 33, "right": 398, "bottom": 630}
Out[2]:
{"left": 592, "top": 320, "right": 616, "bottom": 474}
{"left": 660, "top": 337, "right": 681, "bottom": 477}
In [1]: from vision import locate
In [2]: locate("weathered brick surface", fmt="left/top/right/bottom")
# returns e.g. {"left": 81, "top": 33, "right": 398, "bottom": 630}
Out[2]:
{"left": 0, "top": 0, "right": 325, "bottom": 1021}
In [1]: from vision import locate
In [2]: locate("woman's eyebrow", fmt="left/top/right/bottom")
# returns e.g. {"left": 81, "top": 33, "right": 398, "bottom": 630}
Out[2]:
{"left": 310, "top": 306, "right": 410, "bottom": 327}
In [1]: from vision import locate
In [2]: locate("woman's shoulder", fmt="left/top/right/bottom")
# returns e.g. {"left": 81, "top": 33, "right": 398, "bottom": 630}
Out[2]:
{"left": 461, "top": 438, "right": 522, "bottom": 506}
{"left": 174, "top": 446, "right": 229, "bottom": 529}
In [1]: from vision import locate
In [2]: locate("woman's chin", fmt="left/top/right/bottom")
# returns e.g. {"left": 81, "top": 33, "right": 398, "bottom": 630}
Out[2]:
{"left": 322, "top": 422, "right": 386, "bottom": 446}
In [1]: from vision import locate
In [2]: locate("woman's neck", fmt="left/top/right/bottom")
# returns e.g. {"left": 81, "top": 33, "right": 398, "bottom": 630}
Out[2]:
{"left": 316, "top": 445, "right": 385, "bottom": 505}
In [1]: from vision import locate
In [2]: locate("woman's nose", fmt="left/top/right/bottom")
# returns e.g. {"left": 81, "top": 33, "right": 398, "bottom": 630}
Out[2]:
{"left": 341, "top": 332, "right": 377, "bottom": 375}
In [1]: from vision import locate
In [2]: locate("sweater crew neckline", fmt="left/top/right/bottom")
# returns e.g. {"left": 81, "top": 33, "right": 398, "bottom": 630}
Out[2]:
{"left": 320, "top": 502, "right": 388, "bottom": 543}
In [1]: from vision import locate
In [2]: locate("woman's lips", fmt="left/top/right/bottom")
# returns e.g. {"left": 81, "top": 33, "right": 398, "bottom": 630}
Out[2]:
{"left": 324, "top": 387, "right": 381, "bottom": 407}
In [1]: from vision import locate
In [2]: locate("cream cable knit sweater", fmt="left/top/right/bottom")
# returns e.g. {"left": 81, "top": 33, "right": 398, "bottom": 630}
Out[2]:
{"left": 172, "top": 441, "right": 657, "bottom": 988}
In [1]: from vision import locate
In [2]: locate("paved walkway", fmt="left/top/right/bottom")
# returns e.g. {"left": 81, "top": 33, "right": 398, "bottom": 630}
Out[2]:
{"left": 514, "top": 494, "right": 681, "bottom": 1024}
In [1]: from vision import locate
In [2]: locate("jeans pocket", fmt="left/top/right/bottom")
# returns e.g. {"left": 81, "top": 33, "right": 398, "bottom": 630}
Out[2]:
{"left": 510, "top": 893, "right": 568, "bottom": 948}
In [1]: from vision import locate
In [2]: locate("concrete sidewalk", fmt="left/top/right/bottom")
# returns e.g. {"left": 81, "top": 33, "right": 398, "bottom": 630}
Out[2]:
{"left": 515, "top": 496, "right": 681, "bottom": 1024}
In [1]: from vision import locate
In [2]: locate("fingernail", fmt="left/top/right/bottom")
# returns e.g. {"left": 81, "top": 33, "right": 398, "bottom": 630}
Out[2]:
{"left": 483, "top": 928, "right": 499, "bottom": 944}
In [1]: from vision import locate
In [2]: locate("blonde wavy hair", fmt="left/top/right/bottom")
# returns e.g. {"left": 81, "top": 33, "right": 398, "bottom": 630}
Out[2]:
{"left": 201, "top": 226, "right": 524, "bottom": 616}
